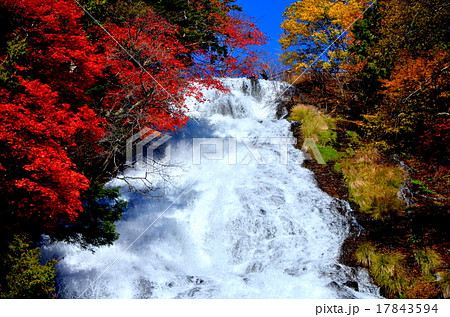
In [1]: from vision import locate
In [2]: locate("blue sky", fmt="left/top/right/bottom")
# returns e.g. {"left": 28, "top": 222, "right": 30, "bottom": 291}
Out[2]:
{"left": 235, "top": 0, "right": 293, "bottom": 59}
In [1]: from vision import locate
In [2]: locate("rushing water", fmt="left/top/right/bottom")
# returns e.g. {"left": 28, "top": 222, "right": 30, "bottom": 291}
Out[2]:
{"left": 42, "top": 78, "right": 379, "bottom": 299}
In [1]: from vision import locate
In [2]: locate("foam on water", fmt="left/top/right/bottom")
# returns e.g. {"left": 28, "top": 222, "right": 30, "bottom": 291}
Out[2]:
{"left": 42, "top": 78, "right": 379, "bottom": 299}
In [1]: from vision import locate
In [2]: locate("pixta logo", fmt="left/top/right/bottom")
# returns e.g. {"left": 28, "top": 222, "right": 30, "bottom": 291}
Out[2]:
{"left": 126, "top": 128, "right": 326, "bottom": 166}
{"left": 126, "top": 128, "right": 172, "bottom": 166}
{"left": 192, "top": 137, "right": 326, "bottom": 165}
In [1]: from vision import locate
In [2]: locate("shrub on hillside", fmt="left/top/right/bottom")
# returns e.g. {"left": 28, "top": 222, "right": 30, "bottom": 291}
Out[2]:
{"left": 0, "top": 234, "right": 56, "bottom": 299}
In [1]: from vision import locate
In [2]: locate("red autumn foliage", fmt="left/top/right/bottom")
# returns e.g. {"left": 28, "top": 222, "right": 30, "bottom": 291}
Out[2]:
{"left": 1, "top": 81, "right": 91, "bottom": 225}
{"left": 378, "top": 50, "right": 449, "bottom": 157}
{"left": 193, "top": 6, "right": 266, "bottom": 77}
{"left": 0, "top": 0, "right": 266, "bottom": 232}
{"left": 96, "top": 10, "right": 190, "bottom": 132}
{"left": 1, "top": 0, "right": 104, "bottom": 100}
{"left": 0, "top": 0, "right": 107, "bottom": 228}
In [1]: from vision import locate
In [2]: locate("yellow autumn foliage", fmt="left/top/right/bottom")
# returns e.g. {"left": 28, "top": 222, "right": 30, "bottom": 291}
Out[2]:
{"left": 280, "top": 0, "right": 366, "bottom": 72}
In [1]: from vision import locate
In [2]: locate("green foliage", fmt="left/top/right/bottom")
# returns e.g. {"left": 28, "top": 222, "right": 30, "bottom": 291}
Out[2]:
{"left": 318, "top": 129, "right": 337, "bottom": 145}
{"left": 340, "top": 146, "right": 405, "bottom": 219}
{"left": 345, "top": 147, "right": 356, "bottom": 157}
{"left": 345, "top": 130, "right": 361, "bottom": 146}
{"left": 147, "top": 0, "right": 241, "bottom": 60}
{"left": 0, "top": 234, "right": 56, "bottom": 299}
{"left": 411, "top": 180, "right": 436, "bottom": 195}
{"left": 0, "top": 32, "right": 27, "bottom": 89}
{"left": 349, "top": 1, "right": 388, "bottom": 108}
{"left": 318, "top": 145, "right": 341, "bottom": 163}
{"left": 333, "top": 162, "right": 342, "bottom": 173}
{"left": 52, "top": 182, "right": 127, "bottom": 249}
{"left": 82, "top": 0, "right": 111, "bottom": 11}
{"left": 408, "top": 234, "right": 422, "bottom": 244}
{"left": 349, "top": 2, "right": 382, "bottom": 59}
{"left": 413, "top": 249, "right": 442, "bottom": 276}
{"left": 341, "top": 130, "right": 361, "bottom": 157}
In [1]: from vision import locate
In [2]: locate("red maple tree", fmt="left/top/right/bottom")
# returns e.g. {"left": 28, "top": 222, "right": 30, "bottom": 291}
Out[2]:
{"left": 0, "top": 0, "right": 266, "bottom": 233}
{"left": 0, "top": 0, "right": 106, "bottom": 229}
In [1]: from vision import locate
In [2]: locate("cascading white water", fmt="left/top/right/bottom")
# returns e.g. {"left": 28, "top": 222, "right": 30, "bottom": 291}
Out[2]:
{"left": 42, "top": 78, "right": 379, "bottom": 299}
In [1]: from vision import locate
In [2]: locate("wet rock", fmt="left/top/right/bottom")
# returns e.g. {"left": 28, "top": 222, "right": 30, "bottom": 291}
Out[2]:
{"left": 328, "top": 281, "right": 340, "bottom": 289}
{"left": 187, "top": 276, "right": 204, "bottom": 285}
{"left": 246, "top": 262, "right": 263, "bottom": 273}
{"left": 284, "top": 268, "right": 300, "bottom": 276}
{"left": 135, "top": 278, "right": 154, "bottom": 299}
{"left": 327, "top": 281, "right": 356, "bottom": 299}
{"left": 187, "top": 287, "right": 201, "bottom": 298}
{"left": 344, "top": 281, "right": 359, "bottom": 292}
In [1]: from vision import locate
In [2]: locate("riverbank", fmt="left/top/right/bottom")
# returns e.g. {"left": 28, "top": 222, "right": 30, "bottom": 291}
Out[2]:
{"left": 289, "top": 105, "right": 450, "bottom": 299}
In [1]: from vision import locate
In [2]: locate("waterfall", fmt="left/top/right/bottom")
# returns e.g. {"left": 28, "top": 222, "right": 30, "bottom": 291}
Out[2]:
{"left": 42, "top": 78, "right": 379, "bottom": 299}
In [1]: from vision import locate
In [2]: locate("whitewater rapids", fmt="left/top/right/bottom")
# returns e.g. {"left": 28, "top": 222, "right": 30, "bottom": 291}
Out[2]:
{"left": 42, "top": 78, "right": 379, "bottom": 299}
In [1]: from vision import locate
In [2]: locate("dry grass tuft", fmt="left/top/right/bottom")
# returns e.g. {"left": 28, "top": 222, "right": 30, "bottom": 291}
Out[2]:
{"left": 414, "top": 249, "right": 442, "bottom": 276}
{"left": 340, "top": 146, "right": 405, "bottom": 219}
{"left": 355, "top": 243, "right": 376, "bottom": 268}
{"left": 289, "top": 104, "right": 335, "bottom": 141}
